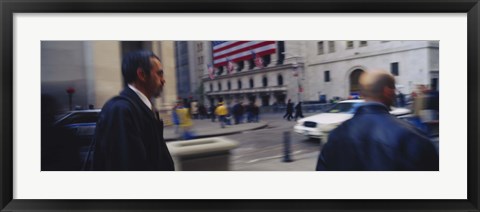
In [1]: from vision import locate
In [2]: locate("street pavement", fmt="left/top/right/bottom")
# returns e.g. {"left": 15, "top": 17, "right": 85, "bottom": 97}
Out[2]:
{"left": 164, "top": 118, "right": 268, "bottom": 141}
{"left": 163, "top": 113, "right": 440, "bottom": 171}
{"left": 163, "top": 116, "right": 320, "bottom": 171}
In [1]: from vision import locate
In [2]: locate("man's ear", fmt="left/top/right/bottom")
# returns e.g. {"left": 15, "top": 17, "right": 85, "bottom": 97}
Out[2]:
{"left": 383, "top": 86, "right": 395, "bottom": 97}
{"left": 136, "top": 68, "right": 146, "bottom": 82}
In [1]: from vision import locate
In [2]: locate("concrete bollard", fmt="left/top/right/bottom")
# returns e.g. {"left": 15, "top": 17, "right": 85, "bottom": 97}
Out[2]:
{"left": 282, "top": 131, "right": 293, "bottom": 162}
{"left": 166, "top": 137, "right": 239, "bottom": 171}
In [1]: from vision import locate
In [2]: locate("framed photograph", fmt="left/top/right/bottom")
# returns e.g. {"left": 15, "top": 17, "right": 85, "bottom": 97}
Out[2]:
{"left": 1, "top": 0, "right": 479, "bottom": 211}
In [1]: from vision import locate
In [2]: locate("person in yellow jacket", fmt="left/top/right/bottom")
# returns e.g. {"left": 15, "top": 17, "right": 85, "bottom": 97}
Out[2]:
{"left": 173, "top": 101, "right": 195, "bottom": 139}
{"left": 215, "top": 102, "right": 229, "bottom": 128}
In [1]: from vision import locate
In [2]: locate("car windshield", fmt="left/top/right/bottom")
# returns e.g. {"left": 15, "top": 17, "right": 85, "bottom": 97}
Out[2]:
{"left": 56, "top": 112, "right": 100, "bottom": 126}
{"left": 325, "top": 102, "right": 358, "bottom": 114}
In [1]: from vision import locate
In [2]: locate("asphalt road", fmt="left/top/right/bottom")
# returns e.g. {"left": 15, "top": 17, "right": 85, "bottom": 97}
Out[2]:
{"left": 225, "top": 113, "right": 322, "bottom": 170}
{"left": 223, "top": 112, "right": 439, "bottom": 171}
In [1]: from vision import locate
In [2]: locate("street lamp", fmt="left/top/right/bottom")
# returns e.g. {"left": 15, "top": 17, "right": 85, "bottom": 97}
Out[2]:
{"left": 282, "top": 52, "right": 302, "bottom": 103}
{"left": 66, "top": 87, "right": 75, "bottom": 111}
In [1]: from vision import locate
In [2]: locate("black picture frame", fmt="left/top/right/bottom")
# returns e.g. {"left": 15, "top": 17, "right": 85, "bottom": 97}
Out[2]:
{"left": 1, "top": 0, "right": 479, "bottom": 211}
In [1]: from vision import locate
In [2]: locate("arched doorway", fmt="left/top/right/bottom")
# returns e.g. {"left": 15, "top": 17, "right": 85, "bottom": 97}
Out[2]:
{"left": 349, "top": 69, "right": 365, "bottom": 97}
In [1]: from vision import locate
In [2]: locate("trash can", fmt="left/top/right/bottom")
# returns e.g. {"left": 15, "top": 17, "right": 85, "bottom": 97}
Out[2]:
{"left": 166, "top": 137, "right": 239, "bottom": 171}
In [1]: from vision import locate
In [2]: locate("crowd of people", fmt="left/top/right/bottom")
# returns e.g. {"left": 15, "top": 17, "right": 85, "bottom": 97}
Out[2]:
{"left": 170, "top": 97, "right": 261, "bottom": 131}
{"left": 282, "top": 99, "right": 304, "bottom": 121}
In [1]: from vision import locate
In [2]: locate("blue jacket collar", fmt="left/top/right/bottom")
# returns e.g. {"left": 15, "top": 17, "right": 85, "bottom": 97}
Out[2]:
{"left": 355, "top": 102, "right": 390, "bottom": 115}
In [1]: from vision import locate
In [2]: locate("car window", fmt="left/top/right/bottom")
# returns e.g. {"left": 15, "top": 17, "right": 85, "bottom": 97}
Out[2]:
{"left": 325, "top": 103, "right": 356, "bottom": 113}
{"left": 59, "top": 112, "right": 99, "bottom": 125}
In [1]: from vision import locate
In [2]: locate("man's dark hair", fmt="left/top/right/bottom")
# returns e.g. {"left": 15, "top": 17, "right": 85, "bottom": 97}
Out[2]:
{"left": 121, "top": 50, "right": 160, "bottom": 85}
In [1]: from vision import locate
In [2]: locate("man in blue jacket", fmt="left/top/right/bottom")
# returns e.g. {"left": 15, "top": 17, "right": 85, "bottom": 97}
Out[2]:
{"left": 93, "top": 50, "right": 174, "bottom": 171}
{"left": 316, "top": 70, "right": 439, "bottom": 171}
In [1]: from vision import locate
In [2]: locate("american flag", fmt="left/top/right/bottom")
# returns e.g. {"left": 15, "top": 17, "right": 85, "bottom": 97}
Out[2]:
{"left": 212, "top": 41, "right": 276, "bottom": 67}
{"left": 251, "top": 51, "right": 264, "bottom": 68}
{"left": 226, "top": 57, "right": 235, "bottom": 74}
{"left": 207, "top": 64, "right": 215, "bottom": 80}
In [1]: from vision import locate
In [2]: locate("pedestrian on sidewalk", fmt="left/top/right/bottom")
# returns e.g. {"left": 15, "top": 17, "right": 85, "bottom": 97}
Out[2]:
{"left": 198, "top": 103, "right": 207, "bottom": 120}
{"left": 245, "top": 102, "right": 253, "bottom": 123}
{"left": 209, "top": 104, "right": 216, "bottom": 122}
{"left": 294, "top": 102, "right": 304, "bottom": 121}
{"left": 190, "top": 100, "right": 199, "bottom": 119}
{"left": 252, "top": 103, "right": 260, "bottom": 122}
{"left": 93, "top": 50, "right": 174, "bottom": 171}
{"left": 215, "top": 101, "right": 229, "bottom": 128}
{"left": 315, "top": 70, "right": 438, "bottom": 171}
{"left": 171, "top": 102, "right": 180, "bottom": 135}
{"left": 283, "top": 99, "right": 294, "bottom": 121}
{"left": 175, "top": 101, "right": 195, "bottom": 140}
{"left": 232, "top": 101, "right": 244, "bottom": 124}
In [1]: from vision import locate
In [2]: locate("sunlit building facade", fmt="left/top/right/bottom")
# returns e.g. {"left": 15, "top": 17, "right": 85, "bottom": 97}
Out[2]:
{"left": 304, "top": 40, "right": 439, "bottom": 101}
{"left": 41, "top": 41, "right": 178, "bottom": 113}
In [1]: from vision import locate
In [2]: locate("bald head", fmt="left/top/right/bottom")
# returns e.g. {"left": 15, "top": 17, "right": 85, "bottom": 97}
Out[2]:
{"left": 359, "top": 70, "right": 396, "bottom": 107}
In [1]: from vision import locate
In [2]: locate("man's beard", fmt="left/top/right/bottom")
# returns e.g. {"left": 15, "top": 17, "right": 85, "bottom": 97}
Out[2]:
{"left": 153, "top": 88, "right": 162, "bottom": 98}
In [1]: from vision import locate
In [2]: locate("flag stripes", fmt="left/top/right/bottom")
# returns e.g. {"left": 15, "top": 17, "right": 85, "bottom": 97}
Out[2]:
{"left": 212, "top": 41, "right": 276, "bottom": 67}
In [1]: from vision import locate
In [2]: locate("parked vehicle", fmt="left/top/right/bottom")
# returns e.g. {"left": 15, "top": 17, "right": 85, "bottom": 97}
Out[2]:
{"left": 54, "top": 109, "right": 101, "bottom": 144}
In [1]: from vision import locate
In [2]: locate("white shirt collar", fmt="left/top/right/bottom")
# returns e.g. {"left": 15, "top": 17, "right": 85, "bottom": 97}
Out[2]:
{"left": 128, "top": 84, "right": 152, "bottom": 110}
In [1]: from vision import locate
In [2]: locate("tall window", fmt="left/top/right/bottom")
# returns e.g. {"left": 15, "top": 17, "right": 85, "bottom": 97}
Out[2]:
{"left": 317, "top": 41, "right": 324, "bottom": 55}
{"left": 324, "top": 71, "right": 331, "bottom": 82}
{"left": 217, "top": 66, "right": 224, "bottom": 75}
{"left": 249, "top": 78, "right": 254, "bottom": 88}
{"left": 237, "top": 61, "right": 244, "bottom": 72}
{"left": 238, "top": 80, "right": 242, "bottom": 90}
{"left": 198, "top": 56, "right": 203, "bottom": 65}
{"left": 391, "top": 62, "right": 399, "bottom": 76}
{"left": 248, "top": 58, "right": 255, "bottom": 69}
{"left": 218, "top": 82, "right": 222, "bottom": 91}
{"left": 346, "top": 41, "right": 354, "bottom": 49}
{"left": 197, "top": 42, "right": 203, "bottom": 52}
{"left": 359, "top": 41, "right": 368, "bottom": 47}
{"left": 277, "top": 41, "right": 285, "bottom": 65}
{"left": 277, "top": 74, "right": 284, "bottom": 86}
{"left": 262, "top": 76, "right": 268, "bottom": 87}
{"left": 227, "top": 81, "right": 231, "bottom": 90}
{"left": 210, "top": 83, "right": 213, "bottom": 92}
{"left": 262, "top": 55, "right": 271, "bottom": 67}
{"left": 328, "top": 41, "right": 335, "bottom": 53}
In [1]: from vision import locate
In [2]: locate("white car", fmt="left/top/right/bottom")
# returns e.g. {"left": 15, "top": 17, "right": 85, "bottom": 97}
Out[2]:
{"left": 293, "top": 100, "right": 411, "bottom": 141}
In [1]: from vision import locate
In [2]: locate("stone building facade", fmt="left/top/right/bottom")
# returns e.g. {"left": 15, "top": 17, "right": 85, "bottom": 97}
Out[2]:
{"left": 199, "top": 40, "right": 439, "bottom": 107}
{"left": 41, "top": 41, "right": 178, "bottom": 113}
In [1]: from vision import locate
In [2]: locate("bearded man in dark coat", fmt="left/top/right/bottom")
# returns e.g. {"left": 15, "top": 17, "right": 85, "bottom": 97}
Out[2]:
{"left": 93, "top": 50, "right": 174, "bottom": 171}
{"left": 316, "top": 70, "right": 438, "bottom": 171}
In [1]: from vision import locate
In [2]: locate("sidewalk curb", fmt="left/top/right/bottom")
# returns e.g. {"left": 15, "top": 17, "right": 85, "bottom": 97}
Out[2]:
{"left": 165, "top": 122, "right": 269, "bottom": 142}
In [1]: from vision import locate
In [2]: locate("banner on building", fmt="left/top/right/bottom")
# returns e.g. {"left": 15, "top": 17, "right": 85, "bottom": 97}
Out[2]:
{"left": 212, "top": 41, "right": 276, "bottom": 67}
{"left": 251, "top": 50, "right": 264, "bottom": 68}
{"left": 207, "top": 64, "right": 215, "bottom": 80}
{"left": 226, "top": 57, "right": 235, "bottom": 74}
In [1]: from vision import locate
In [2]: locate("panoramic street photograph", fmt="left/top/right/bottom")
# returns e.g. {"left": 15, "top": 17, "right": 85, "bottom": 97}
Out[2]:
{"left": 41, "top": 40, "right": 439, "bottom": 171}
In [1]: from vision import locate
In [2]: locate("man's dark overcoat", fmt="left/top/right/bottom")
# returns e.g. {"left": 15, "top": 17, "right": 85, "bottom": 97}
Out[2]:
{"left": 93, "top": 87, "right": 174, "bottom": 171}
